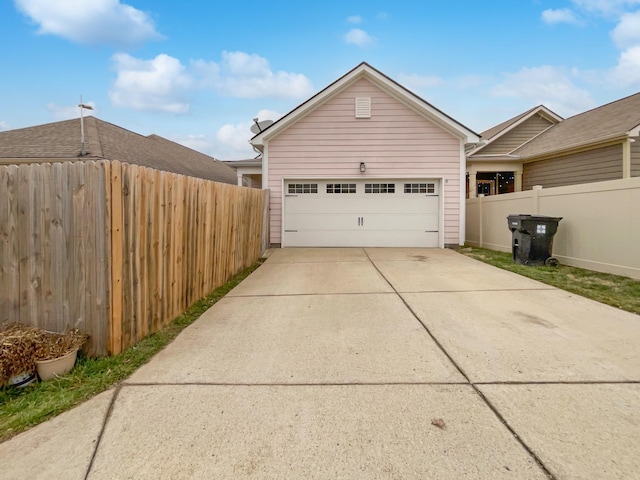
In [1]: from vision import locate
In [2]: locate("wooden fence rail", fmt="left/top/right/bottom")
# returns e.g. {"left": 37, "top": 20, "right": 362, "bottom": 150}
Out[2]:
{"left": 1, "top": 160, "right": 267, "bottom": 355}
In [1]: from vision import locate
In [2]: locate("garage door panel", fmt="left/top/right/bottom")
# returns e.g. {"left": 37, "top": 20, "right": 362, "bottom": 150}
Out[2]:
{"left": 286, "top": 213, "right": 361, "bottom": 230}
{"left": 285, "top": 196, "right": 358, "bottom": 214}
{"left": 286, "top": 197, "right": 438, "bottom": 217}
{"left": 364, "top": 213, "right": 438, "bottom": 231}
{"left": 284, "top": 230, "right": 439, "bottom": 248}
{"left": 284, "top": 179, "right": 440, "bottom": 248}
{"left": 287, "top": 213, "right": 438, "bottom": 232}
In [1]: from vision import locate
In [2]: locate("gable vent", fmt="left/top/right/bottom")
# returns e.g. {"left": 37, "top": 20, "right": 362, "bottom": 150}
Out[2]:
{"left": 355, "top": 97, "right": 371, "bottom": 118}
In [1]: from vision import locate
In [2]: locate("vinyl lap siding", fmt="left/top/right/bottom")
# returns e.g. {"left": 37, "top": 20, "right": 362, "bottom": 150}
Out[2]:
{"left": 523, "top": 144, "right": 622, "bottom": 190}
{"left": 632, "top": 142, "right": 640, "bottom": 177}
{"left": 267, "top": 78, "right": 461, "bottom": 245}
{"left": 480, "top": 115, "right": 554, "bottom": 155}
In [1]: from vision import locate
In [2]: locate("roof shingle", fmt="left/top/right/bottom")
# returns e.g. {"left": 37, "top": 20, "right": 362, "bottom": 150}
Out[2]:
{"left": 0, "top": 117, "right": 238, "bottom": 184}
{"left": 513, "top": 91, "right": 640, "bottom": 158}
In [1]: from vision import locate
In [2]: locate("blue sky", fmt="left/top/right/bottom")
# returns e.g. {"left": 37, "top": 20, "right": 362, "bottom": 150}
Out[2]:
{"left": 2, "top": 0, "right": 640, "bottom": 159}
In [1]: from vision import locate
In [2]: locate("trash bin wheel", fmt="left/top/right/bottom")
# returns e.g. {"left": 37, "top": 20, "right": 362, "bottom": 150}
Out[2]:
{"left": 544, "top": 257, "right": 559, "bottom": 267}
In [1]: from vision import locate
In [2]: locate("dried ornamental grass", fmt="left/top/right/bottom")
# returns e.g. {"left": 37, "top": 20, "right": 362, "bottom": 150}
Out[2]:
{"left": 0, "top": 323, "right": 39, "bottom": 384}
{"left": 34, "top": 329, "right": 88, "bottom": 361}
{"left": 1, "top": 323, "right": 89, "bottom": 384}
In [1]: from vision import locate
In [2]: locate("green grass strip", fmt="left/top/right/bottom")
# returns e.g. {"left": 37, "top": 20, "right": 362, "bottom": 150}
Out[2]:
{"left": 0, "top": 260, "right": 263, "bottom": 442}
{"left": 460, "top": 247, "right": 640, "bottom": 315}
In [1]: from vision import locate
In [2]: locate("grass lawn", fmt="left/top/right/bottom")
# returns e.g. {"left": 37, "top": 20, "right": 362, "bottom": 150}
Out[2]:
{"left": 0, "top": 260, "right": 263, "bottom": 443}
{"left": 460, "top": 246, "right": 640, "bottom": 316}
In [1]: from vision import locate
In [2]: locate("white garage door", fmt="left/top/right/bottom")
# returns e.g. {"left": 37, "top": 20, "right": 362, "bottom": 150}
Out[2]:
{"left": 283, "top": 179, "right": 440, "bottom": 247}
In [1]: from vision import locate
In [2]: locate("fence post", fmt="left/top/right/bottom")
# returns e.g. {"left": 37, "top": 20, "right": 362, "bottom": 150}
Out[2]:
{"left": 109, "top": 161, "right": 124, "bottom": 355}
{"left": 478, "top": 194, "right": 484, "bottom": 248}
{"left": 532, "top": 185, "right": 542, "bottom": 214}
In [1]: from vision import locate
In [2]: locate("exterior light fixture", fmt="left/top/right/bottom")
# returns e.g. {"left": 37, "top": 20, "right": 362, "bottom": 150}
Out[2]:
{"left": 360, "top": 162, "right": 366, "bottom": 173}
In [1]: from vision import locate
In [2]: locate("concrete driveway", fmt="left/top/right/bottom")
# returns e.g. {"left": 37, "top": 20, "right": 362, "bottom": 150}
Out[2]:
{"left": 2, "top": 248, "right": 640, "bottom": 479}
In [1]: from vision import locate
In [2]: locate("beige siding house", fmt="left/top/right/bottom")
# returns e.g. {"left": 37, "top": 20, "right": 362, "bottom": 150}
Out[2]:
{"left": 632, "top": 142, "right": 640, "bottom": 177}
{"left": 515, "top": 92, "right": 640, "bottom": 189}
{"left": 466, "top": 106, "right": 562, "bottom": 197}
{"left": 522, "top": 144, "right": 623, "bottom": 190}
{"left": 468, "top": 91, "right": 640, "bottom": 196}
{"left": 251, "top": 63, "right": 479, "bottom": 248}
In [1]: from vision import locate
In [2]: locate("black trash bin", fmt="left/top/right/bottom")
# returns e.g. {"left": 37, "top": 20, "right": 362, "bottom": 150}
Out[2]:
{"left": 507, "top": 214, "right": 562, "bottom": 266}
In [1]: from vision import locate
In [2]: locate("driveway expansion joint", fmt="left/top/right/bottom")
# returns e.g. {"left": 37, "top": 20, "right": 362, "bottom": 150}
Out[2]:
{"left": 121, "top": 381, "right": 472, "bottom": 387}
{"left": 475, "top": 380, "right": 640, "bottom": 385}
{"left": 84, "top": 385, "right": 123, "bottom": 480}
{"left": 226, "top": 291, "right": 397, "bottom": 298}
{"left": 363, "top": 249, "right": 556, "bottom": 480}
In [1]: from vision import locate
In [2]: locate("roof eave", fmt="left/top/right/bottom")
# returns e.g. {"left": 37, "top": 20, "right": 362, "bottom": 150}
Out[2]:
{"left": 519, "top": 133, "right": 631, "bottom": 162}
{"left": 627, "top": 123, "right": 640, "bottom": 137}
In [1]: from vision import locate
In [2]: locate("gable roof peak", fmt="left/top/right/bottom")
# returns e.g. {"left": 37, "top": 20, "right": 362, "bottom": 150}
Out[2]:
{"left": 251, "top": 62, "right": 479, "bottom": 148}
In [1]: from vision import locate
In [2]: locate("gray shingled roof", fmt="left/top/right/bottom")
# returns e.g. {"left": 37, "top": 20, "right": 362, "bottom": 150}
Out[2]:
{"left": 0, "top": 117, "right": 238, "bottom": 184}
{"left": 513, "top": 91, "right": 640, "bottom": 158}
{"left": 479, "top": 105, "right": 542, "bottom": 141}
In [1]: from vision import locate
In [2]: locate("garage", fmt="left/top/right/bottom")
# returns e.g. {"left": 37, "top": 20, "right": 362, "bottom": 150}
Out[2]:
{"left": 283, "top": 179, "right": 440, "bottom": 247}
{"left": 250, "top": 63, "right": 480, "bottom": 249}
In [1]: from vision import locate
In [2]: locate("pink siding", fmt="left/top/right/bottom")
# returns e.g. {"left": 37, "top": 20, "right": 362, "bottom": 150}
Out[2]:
{"left": 267, "top": 78, "right": 462, "bottom": 246}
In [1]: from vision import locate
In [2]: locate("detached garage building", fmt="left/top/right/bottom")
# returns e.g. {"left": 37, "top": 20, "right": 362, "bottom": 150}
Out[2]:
{"left": 250, "top": 62, "right": 479, "bottom": 248}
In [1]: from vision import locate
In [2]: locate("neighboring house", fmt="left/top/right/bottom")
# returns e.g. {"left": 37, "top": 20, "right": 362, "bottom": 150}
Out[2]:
{"left": 466, "top": 91, "right": 640, "bottom": 197}
{"left": 250, "top": 62, "right": 479, "bottom": 248}
{"left": 0, "top": 117, "right": 238, "bottom": 184}
{"left": 466, "top": 106, "right": 562, "bottom": 198}
{"left": 514, "top": 91, "right": 640, "bottom": 190}
{"left": 223, "top": 158, "right": 263, "bottom": 188}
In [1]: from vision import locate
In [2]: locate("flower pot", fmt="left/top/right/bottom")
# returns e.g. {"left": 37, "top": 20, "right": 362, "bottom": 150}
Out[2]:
{"left": 7, "top": 371, "right": 37, "bottom": 388}
{"left": 36, "top": 349, "right": 78, "bottom": 381}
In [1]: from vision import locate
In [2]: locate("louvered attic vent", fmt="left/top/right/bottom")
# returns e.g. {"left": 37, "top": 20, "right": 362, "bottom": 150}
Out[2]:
{"left": 355, "top": 97, "right": 371, "bottom": 118}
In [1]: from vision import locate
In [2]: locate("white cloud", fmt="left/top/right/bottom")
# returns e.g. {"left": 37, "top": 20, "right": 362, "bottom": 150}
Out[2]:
{"left": 555, "top": 1, "right": 640, "bottom": 88}
{"left": 570, "top": 0, "right": 640, "bottom": 16}
{"left": 346, "top": 15, "right": 362, "bottom": 24}
{"left": 344, "top": 28, "right": 373, "bottom": 47}
{"left": 170, "top": 134, "right": 217, "bottom": 156}
{"left": 397, "top": 73, "right": 444, "bottom": 90}
{"left": 109, "top": 53, "right": 192, "bottom": 113}
{"left": 609, "top": 45, "right": 640, "bottom": 85}
{"left": 47, "top": 101, "right": 97, "bottom": 120}
{"left": 109, "top": 51, "right": 312, "bottom": 113}
{"left": 492, "top": 66, "right": 595, "bottom": 116}
{"left": 611, "top": 10, "right": 640, "bottom": 47}
{"left": 0, "top": 121, "right": 10, "bottom": 131}
{"left": 541, "top": 8, "right": 580, "bottom": 24}
{"left": 216, "top": 123, "right": 254, "bottom": 155}
{"left": 216, "top": 109, "right": 283, "bottom": 159}
{"left": 14, "top": 0, "right": 162, "bottom": 48}
{"left": 193, "top": 52, "right": 314, "bottom": 99}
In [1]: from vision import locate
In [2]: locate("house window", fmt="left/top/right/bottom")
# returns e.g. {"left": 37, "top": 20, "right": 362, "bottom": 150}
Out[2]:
{"left": 476, "top": 172, "right": 515, "bottom": 196}
{"left": 404, "top": 183, "right": 436, "bottom": 194}
{"left": 326, "top": 183, "right": 356, "bottom": 193}
{"left": 365, "top": 183, "right": 395, "bottom": 193}
{"left": 288, "top": 183, "right": 318, "bottom": 194}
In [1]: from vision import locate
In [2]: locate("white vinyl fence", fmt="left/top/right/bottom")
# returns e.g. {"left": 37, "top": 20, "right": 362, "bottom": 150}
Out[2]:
{"left": 466, "top": 177, "right": 640, "bottom": 279}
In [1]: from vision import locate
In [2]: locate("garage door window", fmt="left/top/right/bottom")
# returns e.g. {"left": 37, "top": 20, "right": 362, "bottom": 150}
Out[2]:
{"left": 404, "top": 183, "right": 436, "bottom": 194}
{"left": 326, "top": 183, "right": 356, "bottom": 194}
{"left": 288, "top": 183, "right": 318, "bottom": 194}
{"left": 365, "top": 183, "right": 395, "bottom": 193}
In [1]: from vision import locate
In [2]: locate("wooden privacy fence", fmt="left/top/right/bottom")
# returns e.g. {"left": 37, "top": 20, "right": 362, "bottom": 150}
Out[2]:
{"left": 1, "top": 160, "right": 268, "bottom": 355}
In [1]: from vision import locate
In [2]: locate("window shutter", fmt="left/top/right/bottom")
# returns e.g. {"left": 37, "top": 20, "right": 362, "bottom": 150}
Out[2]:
{"left": 355, "top": 97, "right": 371, "bottom": 118}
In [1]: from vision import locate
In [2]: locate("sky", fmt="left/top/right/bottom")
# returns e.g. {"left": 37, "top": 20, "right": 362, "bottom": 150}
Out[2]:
{"left": 1, "top": 0, "right": 640, "bottom": 160}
